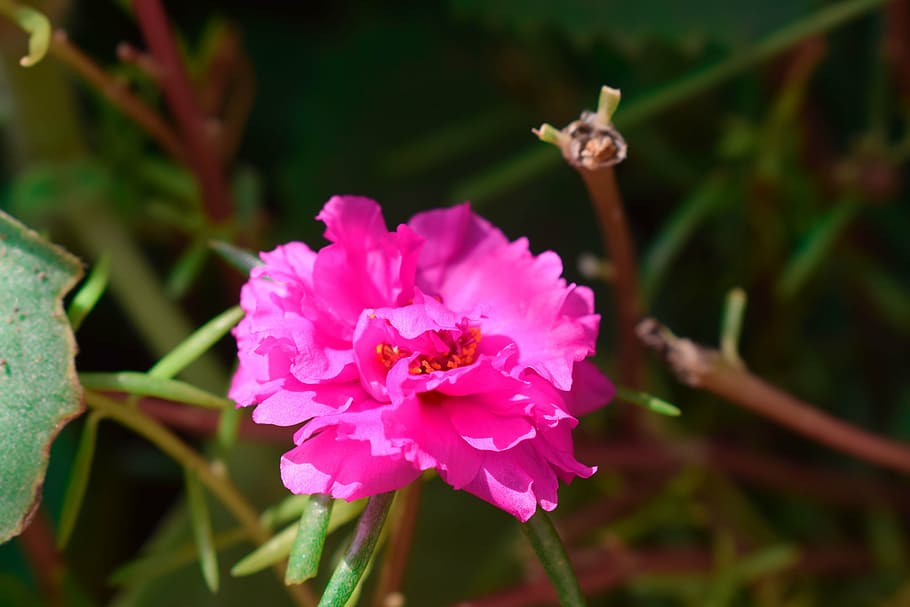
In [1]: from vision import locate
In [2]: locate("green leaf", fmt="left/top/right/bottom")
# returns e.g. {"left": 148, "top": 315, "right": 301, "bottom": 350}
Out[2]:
{"left": 0, "top": 210, "right": 83, "bottom": 544}
{"left": 615, "top": 387, "right": 682, "bottom": 417}
{"left": 260, "top": 494, "right": 312, "bottom": 529}
{"left": 209, "top": 240, "right": 263, "bottom": 275}
{"left": 285, "top": 493, "right": 333, "bottom": 584}
{"left": 0, "top": 0, "right": 51, "bottom": 67}
{"left": 521, "top": 510, "right": 587, "bottom": 607}
{"left": 147, "top": 305, "right": 244, "bottom": 380}
{"left": 166, "top": 239, "right": 209, "bottom": 300}
{"left": 231, "top": 520, "right": 299, "bottom": 578}
{"left": 185, "top": 469, "right": 220, "bottom": 593}
{"left": 318, "top": 493, "right": 394, "bottom": 607}
{"left": 108, "top": 528, "right": 247, "bottom": 587}
{"left": 67, "top": 251, "right": 111, "bottom": 331}
{"left": 776, "top": 199, "right": 860, "bottom": 299}
{"left": 719, "top": 287, "right": 747, "bottom": 366}
{"left": 641, "top": 176, "right": 729, "bottom": 302}
{"left": 232, "top": 498, "right": 365, "bottom": 578}
{"left": 78, "top": 372, "right": 234, "bottom": 409}
{"left": 57, "top": 412, "right": 103, "bottom": 548}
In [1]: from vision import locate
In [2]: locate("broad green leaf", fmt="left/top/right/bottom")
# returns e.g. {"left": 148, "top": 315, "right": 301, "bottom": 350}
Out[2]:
{"left": 0, "top": 210, "right": 83, "bottom": 544}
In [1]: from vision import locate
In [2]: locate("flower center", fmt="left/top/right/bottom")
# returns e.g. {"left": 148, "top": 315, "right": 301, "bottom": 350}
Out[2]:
{"left": 375, "top": 326, "right": 482, "bottom": 375}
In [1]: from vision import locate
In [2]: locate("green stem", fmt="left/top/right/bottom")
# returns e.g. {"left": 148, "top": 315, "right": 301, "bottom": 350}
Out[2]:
{"left": 84, "top": 390, "right": 262, "bottom": 537}
{"left": 521, "top": 511, "right": 586, "bottom": 607}
{"left": 319, "top": 493, "right": 394, "bottom": 607}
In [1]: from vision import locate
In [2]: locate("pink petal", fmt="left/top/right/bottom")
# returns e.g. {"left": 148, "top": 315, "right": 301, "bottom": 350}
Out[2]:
{"left": 448, "top": 399, "right": 536, "bottom": 451}
{"left": 281, "top": 427, "right": 420, "bottom": 500}
{"left": 317, "top": 195, "right": 388, "bottom": 246}
{"left": 251, "top": 380, "right": 362, "bottom": 426}
{"left": 409, "top": 205, "right": 599, "bottom": 391}
{"left": 563, "top": 360, "right": 615, "bottom": 416}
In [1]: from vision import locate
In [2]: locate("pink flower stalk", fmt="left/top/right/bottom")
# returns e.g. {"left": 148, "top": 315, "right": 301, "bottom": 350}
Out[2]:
{"left": 230, "top": 197, "right": 614, "bottom": 521}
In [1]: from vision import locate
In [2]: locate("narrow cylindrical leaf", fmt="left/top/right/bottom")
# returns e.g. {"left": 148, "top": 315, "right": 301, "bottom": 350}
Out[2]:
{"left": 67, "top": 251, "right": 111, "bottom": 331}
{"left": 0, "top": 1, "right": 51, "bottom": 67}
{"left": 110, "top": 528, "right": 246, "bottom": 587}
{"left": 641, "top": 176, "right": 728, "bottom": 301}
{"left": 216, "top": 406, "right": 241, "bottom": 451}
{"left": 185, "top": 469, "right": 219, "bottom": 593}
{"left": 57, "top": 412, "right": 103, "bottom": 548}
{"left": 615, "top": 387, "right": 681, "bottom": 417}
{"left": 776, "top": 199, "right": 859, "bottom": 299}
{"left": 719, "top": 288, "right": 747, "bottom": 366}
{"left": 233, "top": 498, "right": 366, "bottom": 578}
{"left": 166, "top": 239, "right": 209, "bottom": 299}
{"left": 318, "top": 492, "right": 394, "bottom": 607}
{"left": 147, "top": 305, "right": 244, "bottom": 379}
{"left": 260, "top": 495, "right": 312, "bottom": 529}
{"left": 521, "top": 511, "right": 587, "bottom": 607}
{"left": 78, "top": 372, "right": 234, "bottom": 409}
{"left": 209, "top": 240, "right": 263, "bottom": 275}
{"left": 232, "top": 521, "right": 298, "bottom": 578}
{"left": 286, "top": 493, "right": 334, "bottom": 584}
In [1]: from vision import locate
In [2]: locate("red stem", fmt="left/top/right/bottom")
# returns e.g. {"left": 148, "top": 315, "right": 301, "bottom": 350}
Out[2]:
{"left": 132, "top": 0, "right": 233, "bottom": 222}
{"left": 17, "top": 509, "right": 63, "bottom": 606}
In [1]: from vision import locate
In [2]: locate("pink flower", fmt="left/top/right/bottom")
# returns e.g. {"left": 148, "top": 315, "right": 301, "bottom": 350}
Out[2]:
{"left": 230, "top": 196, "right": 614, "bottom": 521}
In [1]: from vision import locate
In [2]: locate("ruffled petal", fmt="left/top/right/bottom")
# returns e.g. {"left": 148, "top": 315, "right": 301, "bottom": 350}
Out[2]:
{"left": 233, "top": 197, "right": 612, "bottom": 522}
{"left": 281, "top": 426, "right": 421, "bottom": 500}
{"left": 251, "top": 380, "right": 363, "bottom": 426}
{"left": 563, "top": 360, "right": 615, "bottom": 416}
{"left": 410, "top": 205, "right": 598, "bottom": 391}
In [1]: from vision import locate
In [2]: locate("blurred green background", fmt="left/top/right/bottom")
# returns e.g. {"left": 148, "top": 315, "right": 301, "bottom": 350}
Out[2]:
{"left": 1, "top": 0, "right": 909, "bottom": 605}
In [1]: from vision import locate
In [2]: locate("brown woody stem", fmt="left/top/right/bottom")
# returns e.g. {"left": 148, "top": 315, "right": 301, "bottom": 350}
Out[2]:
{"left": 579, "top": 166, "right": 644, "bottom": 388}
{"left": 638, "top": 317, "right": 910, "bottom": 476}
{"left": 537, "top": 92, "right": 644, "bottom": 388}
